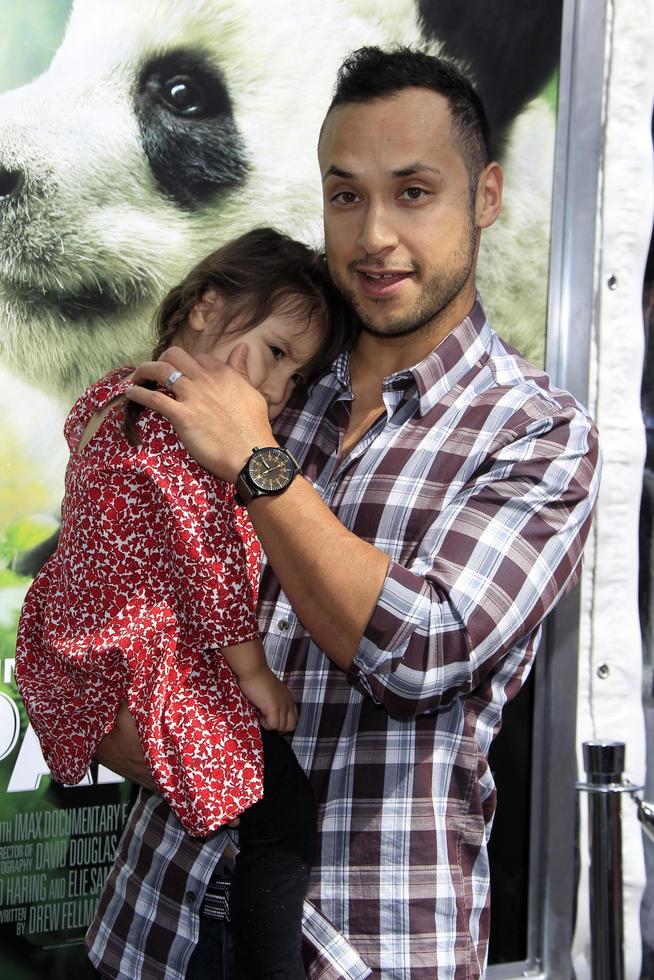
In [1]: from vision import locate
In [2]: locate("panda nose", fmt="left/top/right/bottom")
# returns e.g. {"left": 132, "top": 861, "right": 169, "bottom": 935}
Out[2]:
{"left": 0, "top": 168, "right": 24, "bottom": 199}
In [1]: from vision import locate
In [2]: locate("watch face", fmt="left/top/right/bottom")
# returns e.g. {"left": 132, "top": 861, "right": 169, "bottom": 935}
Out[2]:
{"left": 247, "top": 448, "right": 296, "bottom": 493}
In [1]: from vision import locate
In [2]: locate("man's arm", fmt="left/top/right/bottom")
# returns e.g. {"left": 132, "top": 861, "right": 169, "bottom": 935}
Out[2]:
{"left": 95, "top": 701, "right": 156, "bottom": 789}
{"left": 126, "top": 347, "right": 600, "bottom": 715}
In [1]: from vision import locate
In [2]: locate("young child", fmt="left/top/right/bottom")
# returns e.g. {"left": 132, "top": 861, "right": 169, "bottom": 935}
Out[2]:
{"left": 15, "top": 227, "right": 353, "bottom": 979}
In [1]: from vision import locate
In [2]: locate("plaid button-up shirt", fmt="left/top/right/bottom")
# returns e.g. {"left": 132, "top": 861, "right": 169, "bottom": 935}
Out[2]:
{"left": 86, "top": 301, "right": 600, "bottom": 979}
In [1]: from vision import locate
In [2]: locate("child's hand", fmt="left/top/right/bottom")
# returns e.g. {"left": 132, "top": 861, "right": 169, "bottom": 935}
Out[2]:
{"left": 238, "top": 668, "right": 298, "bottom": 733}
{"left": 221, "top": 638, "right": 298, "bottom": 732}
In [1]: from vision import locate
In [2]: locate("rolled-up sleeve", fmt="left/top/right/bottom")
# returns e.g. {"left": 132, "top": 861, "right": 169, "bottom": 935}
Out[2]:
{"left": 349, "top": 406, "right": 601, "bottom": 716}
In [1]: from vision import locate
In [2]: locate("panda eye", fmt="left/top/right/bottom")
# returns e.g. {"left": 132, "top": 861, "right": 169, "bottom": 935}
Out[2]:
{"left": 160, "top": 75, "right": 206, "bottom": 116}
{"left": 136, "top": 51, "right": 248, "bottom": 207}
{"left": 139, "top": 56, "right": 230, "bottom": 121}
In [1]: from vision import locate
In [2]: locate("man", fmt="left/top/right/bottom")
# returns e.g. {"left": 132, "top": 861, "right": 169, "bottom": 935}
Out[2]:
{"left": 88, "top": 47, "right": 599, "bottom": 979}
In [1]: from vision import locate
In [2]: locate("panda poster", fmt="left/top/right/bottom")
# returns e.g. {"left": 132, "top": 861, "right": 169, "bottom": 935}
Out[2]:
{"left": 0, "top": 0, "right": 562, "bottom": 974}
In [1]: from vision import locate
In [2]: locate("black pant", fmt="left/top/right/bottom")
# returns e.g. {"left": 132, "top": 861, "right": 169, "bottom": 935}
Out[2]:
{"left": 186, "top": 729, "right": 316, "bottom": 980}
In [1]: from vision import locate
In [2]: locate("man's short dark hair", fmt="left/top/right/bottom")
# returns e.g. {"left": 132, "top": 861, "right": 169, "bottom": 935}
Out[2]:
{"left": 324, "top": 46, "right": 491, "bottom": 184}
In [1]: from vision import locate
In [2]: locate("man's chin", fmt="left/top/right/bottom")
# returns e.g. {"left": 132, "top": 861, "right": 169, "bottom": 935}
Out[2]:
{"left": 333, "top": 276, "right": 436, "bottom": 339}
{"left": 347, "top": 298, "right": 415, "bottom": 338}
{"left": 347, "top": 290, "right": 430, "bottom": 339}
{"left": 357, "top": 309, "right": 433, "bottom": 340}
{"left": 359, "top": 320, "right": 408, "bottom": 338}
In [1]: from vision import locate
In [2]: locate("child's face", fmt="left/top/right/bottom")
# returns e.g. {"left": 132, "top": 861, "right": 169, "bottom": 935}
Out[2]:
{"left": 209, "top": 307, "right": 325, "bottom": 420}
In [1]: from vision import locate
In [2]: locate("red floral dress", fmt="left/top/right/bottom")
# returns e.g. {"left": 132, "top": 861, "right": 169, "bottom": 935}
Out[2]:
{"left": 15, "top": 367, "right": 264, "bottom": 836}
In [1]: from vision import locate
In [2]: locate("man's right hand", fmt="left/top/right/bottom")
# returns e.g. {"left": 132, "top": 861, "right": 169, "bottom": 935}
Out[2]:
{"left": 125, "top": 345, "right": 274, "bottom": 484}
{"left": 95, "top": 701, "right": 157, "bottom": 790}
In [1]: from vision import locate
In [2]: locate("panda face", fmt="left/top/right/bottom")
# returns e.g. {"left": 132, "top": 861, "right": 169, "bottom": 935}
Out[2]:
{"left": 135, "top": 50, "right": 249, "bottom": 207}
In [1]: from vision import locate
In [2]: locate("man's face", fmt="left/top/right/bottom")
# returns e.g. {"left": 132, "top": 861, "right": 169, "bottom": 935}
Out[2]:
{"left": 319, "top": 88, "right": 481, "bottom": 339}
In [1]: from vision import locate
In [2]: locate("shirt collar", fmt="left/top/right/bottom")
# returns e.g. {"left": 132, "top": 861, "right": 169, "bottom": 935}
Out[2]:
{"left": 411, "top": 298, "right": 492, "bottom": 415}
{"left": 324, "top": 299, "right": 492, "bottom": 417}
{"left": 332, "top": 348, "right": 353, "bottom": 393}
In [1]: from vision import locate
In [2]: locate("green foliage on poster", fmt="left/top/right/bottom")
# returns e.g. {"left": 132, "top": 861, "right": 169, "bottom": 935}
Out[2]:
{"left": 0, "top": 0, "right": 71, "bottom": 94}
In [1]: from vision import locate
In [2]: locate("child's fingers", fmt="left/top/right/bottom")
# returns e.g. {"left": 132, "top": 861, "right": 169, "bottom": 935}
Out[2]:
{"left": 278, "top": 703, "right": 298, "bottom": 733}
{"left": 259, "top": 711, "right": 278, "bottom": 732}
{"left": 259, "top": 700, "right": 298, "bottom": 733}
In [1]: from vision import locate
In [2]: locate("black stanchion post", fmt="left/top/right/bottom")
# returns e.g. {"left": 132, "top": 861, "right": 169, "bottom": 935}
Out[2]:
{"left": 579, "top": 740, "right": 626, "bottom": 980}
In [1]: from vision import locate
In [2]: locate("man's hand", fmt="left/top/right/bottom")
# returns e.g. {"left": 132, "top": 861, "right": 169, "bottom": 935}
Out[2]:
{"left": 95, "top": 701, "right": 156, "bottom": 790}
{"left": 125, "top": 345, "right": 274, "bottom": 482}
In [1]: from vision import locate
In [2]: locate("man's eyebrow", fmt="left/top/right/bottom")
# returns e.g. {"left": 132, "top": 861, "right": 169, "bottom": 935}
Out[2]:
{"left": 322, "top": 164, "right": 354, "bottom": 182}
{"left": 322, "top": 162, "right": 443, "bottom": 181}
{"left": 391, "top": 163, "right": 442, "bottom": 178}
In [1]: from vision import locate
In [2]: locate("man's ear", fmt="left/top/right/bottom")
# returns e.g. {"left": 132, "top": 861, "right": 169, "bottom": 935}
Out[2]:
{"left": 188, "top": 288, "right": 221, "bottom": 333}
{"left": 475, "top": 162, "right": 503, "bottom": 229}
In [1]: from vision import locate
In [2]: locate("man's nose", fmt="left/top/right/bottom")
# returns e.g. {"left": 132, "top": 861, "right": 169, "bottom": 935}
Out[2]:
{"left": 356, "top": 203, "right": 398, "bottom": 255}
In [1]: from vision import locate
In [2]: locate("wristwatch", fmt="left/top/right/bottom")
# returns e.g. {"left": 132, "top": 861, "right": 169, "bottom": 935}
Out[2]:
{"left": 235, "top": 446, "right": 301, "bottom": 505}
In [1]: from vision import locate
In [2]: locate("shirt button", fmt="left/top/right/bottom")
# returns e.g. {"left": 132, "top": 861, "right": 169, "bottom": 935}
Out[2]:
{"left": 278, "top": 619, "right": 290, "bottom": 631}
{"left": 184, "top": 890, "right": 196, "bottom": 904}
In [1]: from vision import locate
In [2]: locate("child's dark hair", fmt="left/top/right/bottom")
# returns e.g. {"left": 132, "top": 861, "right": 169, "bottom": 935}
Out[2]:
{"left": 125, "top": 227, "right": 356, "bottom": 445}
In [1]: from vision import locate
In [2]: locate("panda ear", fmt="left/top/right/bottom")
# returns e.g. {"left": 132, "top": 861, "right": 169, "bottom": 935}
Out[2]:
{"left": 188, "top": 288, "right": 222, "bottom": 332}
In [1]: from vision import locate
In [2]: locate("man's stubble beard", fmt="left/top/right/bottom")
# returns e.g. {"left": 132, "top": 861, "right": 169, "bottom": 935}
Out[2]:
{"left": 330, "top": 219, "right": 479, "bottom": 340}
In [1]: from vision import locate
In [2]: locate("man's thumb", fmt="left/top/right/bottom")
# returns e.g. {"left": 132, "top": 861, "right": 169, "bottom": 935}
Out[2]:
{"left": 226, "top": 342, "right": 250, "bottom": 379}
